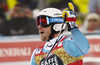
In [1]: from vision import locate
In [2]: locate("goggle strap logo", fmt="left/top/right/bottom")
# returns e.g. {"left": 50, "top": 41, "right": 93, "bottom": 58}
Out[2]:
{"left": 50, "top": 18, "right": 63, "bottom": 23}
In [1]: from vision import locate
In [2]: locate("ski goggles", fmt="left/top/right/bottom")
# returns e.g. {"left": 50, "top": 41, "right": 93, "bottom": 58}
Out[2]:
{"left": 36, "top": 16, "right": 64, "bottom": 28}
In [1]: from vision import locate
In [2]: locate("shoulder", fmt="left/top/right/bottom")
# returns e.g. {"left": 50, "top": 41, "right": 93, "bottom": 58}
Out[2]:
{"left": 63, "top": 35, "right": 74, "bottom": 47}
{"left": 34, "top": 44, "right": 45, "bottom": 55}
{"left": 30, "top": 48, "right": 37, "bottom": 65}
{"left": 31, "top": 45, "right": 44, "bottom": 56}
{"left": 31, "top": 48, "right": 37, "bottom": 58}
{"left": 63, "top": 36, "right": 78, "bottom": 56}
{"left": 62, "top": 35, "right": 75, "bottom": 50}
{"left": 63, "top": 35, "right": 74, "bottom": 42}
{"left": 62, "top": 35, "right": 86, "bottom": 57}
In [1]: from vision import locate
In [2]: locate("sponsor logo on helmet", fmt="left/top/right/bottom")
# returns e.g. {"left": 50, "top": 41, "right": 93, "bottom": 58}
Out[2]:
{"left": 54, "top": 13, "right": 62, "bottom": 16}
{"left": 43, "top": 11, "right": 46, "bottom": 12}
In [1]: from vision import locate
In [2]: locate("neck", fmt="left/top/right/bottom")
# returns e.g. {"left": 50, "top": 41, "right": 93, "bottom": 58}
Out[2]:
{"left": 48, "top": 33, "right": 62, "bottom": 41}
{"left": 53, "top": 33, "right": 63, "bottom": 38}
{"left": 53, "top": 33, "right": 59, "bottom": 38}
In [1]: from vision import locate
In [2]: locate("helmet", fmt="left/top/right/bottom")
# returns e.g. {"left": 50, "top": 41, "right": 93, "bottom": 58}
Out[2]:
{"left": 36, "top": 8, "right": 66, "bottom": 41}
{"left": 37, "top": 8, "right": 62, "bottom": 17}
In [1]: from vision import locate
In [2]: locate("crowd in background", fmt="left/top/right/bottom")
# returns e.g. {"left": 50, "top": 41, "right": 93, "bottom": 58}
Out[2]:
{"left": 0, "top": 0, "right": 100, "bottom": 36}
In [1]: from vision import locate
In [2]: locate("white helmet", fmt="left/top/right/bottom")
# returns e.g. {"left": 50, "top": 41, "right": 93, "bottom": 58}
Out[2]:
{"left": 37, "top": 8, "right": 62, "bottom": 17}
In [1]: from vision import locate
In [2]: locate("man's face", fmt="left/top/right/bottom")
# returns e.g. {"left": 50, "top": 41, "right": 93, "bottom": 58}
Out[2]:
{"left": 38, "top": 25, "right": 51, "bottom": 41}
{"left": 13, "top": 7, "right": 25, "bottom": 18}
{"left": 88, "top": 19, "right": 99, "bottom": 30}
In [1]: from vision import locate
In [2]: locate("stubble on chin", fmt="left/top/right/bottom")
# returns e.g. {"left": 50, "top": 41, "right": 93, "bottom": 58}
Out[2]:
{"left": 40, "top": 36, "right": 48, "bottom": 41}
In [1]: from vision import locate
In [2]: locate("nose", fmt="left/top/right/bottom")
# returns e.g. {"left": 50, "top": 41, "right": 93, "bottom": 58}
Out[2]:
{"left": 38, "top": 25, "right": 43, "bottom": 29}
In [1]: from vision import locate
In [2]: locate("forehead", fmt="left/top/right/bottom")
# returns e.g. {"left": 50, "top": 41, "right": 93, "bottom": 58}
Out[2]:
{"left": 14, "top": 7, "right": 25, "bottom": 12}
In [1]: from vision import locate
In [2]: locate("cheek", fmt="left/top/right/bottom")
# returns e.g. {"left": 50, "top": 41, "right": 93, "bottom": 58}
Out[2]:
{"left": 20, "top": 13, "right": 25, "bottom": 17}
{"left": 45, "top": 29, "right": 51, "bottom": 36}
{"left": 45, "top": 27, "right": 51, "bottom": 35}
{"left": 95, "top": 22, "right": 99, "bottom": 25}
{"left": 88, "top": 22, "right": 94, "bottom": 25}
{"left": 91, "top": 22, "right": 98, "bottom": 26}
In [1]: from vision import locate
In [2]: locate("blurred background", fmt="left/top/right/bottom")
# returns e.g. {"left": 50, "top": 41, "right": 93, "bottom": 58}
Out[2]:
{"left": 0, "top": 0, "right": 100, "bottom": 65}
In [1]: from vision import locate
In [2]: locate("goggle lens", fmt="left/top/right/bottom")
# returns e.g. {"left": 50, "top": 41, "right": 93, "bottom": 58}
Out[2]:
{"left": 37, "top": 16, "right": 50, "bottom": 28}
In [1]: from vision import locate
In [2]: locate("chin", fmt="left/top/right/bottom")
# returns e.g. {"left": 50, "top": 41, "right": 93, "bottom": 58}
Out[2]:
{"left": 41, "top": 37, "right": 48, "bottom": 41}
{"left": 41, "top": 39, "right": 47, "bottom": 41}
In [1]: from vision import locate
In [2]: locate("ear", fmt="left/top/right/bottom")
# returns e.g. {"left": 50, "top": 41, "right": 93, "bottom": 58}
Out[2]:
{"left": 53, "top": 24, "right": 66, "bottom": 32}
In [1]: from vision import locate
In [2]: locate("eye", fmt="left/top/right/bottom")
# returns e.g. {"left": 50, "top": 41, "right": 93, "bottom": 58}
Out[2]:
{"left": 42, "top": 21, "right": 47, "bottom": 25}
{"left": 41, "top": 19, "right": 47, "bottom": 25}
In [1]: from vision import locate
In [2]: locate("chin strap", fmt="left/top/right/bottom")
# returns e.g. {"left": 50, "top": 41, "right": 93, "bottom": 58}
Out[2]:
{"left": 47, "top": 24, "right": 57, "bottom": 41}
{"left": 47, "top": 33, "right": 54, "bottom": 41}
{"left": 47, "top": 24, "right": 64, "bottom": 41}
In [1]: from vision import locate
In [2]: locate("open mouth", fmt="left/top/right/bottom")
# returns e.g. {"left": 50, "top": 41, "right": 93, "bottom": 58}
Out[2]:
{"left": 40, "top": 32, "right": 44, "bottom": 34}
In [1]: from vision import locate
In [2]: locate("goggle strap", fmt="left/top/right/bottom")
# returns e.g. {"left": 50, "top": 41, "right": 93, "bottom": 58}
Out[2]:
{"left": 50, "top": 18, "right": 63, "bottom": 23}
